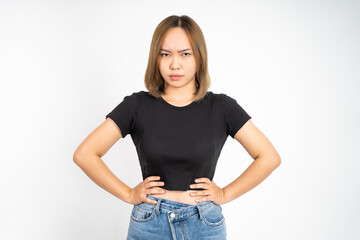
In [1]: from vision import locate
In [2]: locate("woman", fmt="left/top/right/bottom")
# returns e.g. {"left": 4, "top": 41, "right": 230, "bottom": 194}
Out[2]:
{"left": 73, "top": 15, "right": 281, "bottom": 240}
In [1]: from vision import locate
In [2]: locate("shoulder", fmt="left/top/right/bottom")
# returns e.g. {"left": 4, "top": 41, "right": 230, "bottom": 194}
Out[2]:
{"left": 131, "top": 90, "right": 159, "bottom": 104}
{"left": 123, "top": 90, "right": 152, "bottom": 100}
{"left": 196, "top": 91, "right": 237, "bottom": 106}
{"left": 126, "top": 90, "right": 146, "bottom": 97}
{"left": 207, "top": 91, "right": 234, "bottom": 103}
{"left": 132, "top": 90, "right": 156, "bottom": 99}
{"left": 212, "top": 92, "right": 249, "bottom": 114}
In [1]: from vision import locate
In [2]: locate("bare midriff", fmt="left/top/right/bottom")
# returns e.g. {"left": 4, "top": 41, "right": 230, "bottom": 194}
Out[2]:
{"left": 151, "top": 190, "right": 203, "bottom": 205}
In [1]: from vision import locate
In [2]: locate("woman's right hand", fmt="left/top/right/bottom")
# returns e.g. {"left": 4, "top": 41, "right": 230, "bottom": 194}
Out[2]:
{"left": 126, "top": 176, "right": 166, "bottom": 205}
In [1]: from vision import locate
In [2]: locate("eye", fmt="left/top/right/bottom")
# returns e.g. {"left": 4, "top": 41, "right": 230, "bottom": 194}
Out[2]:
{"left": 183, "top": 52, "right": 191, "bottom": 56}
{"left": 160, "top": 53, "right": 169, "bottom": 57}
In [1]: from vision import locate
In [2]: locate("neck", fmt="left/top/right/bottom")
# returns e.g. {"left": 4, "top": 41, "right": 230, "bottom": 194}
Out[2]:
{"left": 162, "top": 82, "right": 196, "bottom": 102}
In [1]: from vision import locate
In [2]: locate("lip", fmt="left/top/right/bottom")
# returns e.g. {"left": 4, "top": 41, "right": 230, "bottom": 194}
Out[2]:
{"left": 170, "top": 75, "right": 183, "bottom": 80}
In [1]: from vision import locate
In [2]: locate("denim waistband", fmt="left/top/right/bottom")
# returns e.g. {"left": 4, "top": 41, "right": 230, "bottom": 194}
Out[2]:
{"left": 144, "top": 194, "right": 216, "bottom": 221}
{"left": 147, "top": 194, "right": 213, "bottom": 209}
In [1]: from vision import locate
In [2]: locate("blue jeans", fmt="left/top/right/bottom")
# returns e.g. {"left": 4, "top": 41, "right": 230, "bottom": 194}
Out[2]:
{"left": 126, "top": 194, "right": 227, "bottom": 240}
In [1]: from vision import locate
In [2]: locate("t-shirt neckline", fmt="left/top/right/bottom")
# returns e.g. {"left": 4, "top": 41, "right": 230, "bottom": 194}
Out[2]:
{"left": 160, "top": 96, "right": 197, "bottom": 110}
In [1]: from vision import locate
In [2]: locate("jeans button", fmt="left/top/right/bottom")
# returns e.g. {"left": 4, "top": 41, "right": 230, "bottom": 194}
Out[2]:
{"left": 170, "top": 212, "right": 175, "bottom": 218}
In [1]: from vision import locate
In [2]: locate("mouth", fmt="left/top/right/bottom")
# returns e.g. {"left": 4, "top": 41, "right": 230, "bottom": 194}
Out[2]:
{"left": 170, "top": 75, "right": 183, "bottom": 80}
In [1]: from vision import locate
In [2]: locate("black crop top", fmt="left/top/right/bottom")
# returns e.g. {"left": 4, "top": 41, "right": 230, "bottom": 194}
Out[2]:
{"left": 105, "top": 91, "right": 251, "bottom": 191}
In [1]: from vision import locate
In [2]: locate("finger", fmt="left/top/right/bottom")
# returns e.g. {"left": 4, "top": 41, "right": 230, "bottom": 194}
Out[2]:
{"left": 195, "top": 178, "right": 210, "bottom": 183}
{"left": 146, "top": 176, "right": 161, "bottom": 182}
{"left": 147, "top": 181, "right": 165, "bottom": 188}
{"left": 145, "top": 186, "right": 165, "bottom": 194}
{"left": 144, "top": 197, "right": 158, "bottom": 205}
{"left": 149, "top": 187, "right": 166, "bottom": 194}
{"left": 190, "top": 183, "right": 208, "bottom": 189}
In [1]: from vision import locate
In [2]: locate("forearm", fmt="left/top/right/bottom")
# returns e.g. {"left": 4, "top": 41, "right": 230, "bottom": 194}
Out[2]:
{"left": 222, "top": 156, "right": 281, "bottom": 204}
{"left": 74, "top": 155, "right": 132, "bottom": 204}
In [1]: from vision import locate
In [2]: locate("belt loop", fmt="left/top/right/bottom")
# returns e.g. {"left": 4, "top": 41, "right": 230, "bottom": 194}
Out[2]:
{"left": 155, "top": 197, "right": 162, "bottom": 215}
{"left": 195, "top": 204, "right": 203, "bottom": 221}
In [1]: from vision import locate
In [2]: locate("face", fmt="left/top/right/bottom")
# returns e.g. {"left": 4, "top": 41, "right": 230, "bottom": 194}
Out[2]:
{"left": 158, "top": 27, "right": 197, "bottom": 93}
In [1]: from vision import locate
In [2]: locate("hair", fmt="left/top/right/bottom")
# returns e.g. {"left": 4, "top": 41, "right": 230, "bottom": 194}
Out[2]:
{"left": 144, "top": 15, "right": 210, "bottom": 102}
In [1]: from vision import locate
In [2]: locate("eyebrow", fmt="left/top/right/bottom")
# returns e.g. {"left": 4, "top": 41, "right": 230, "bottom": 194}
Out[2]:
{"left": 160, "top": 48, "right": 191, "bottom": 53}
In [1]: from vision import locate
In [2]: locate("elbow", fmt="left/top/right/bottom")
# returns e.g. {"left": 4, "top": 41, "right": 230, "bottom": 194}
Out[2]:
{"left": 73, "top": 148, "right": 86, "bottom": 166}
{"left": 257, "top": 152, "right": 281, "bottom": 168}
{"left": 267, "top": 147, "right": 281, "bottom": 168}
{"left": 73, "top": 151, "right": 81, "bottom": 165}
{"left": 273, "top": 153, "right": 281, "bottom": 168}
{"left": 254, "top": 150, "right": 281, "bottom": 166}
{"left": 73, "top": 148, "right": 99, "bottom": 166}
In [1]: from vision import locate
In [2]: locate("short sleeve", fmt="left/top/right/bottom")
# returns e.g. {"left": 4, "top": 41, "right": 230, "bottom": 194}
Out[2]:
{"left": 222, "top": 94, "right": 251, "bottom": 138}
{"left": 105, "top": 92, "right": 138, "bottom": 138}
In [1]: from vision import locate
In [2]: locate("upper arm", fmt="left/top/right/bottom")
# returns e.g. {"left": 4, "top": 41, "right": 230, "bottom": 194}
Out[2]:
{"left": 73, "top": 117, "right": 122, "bottom": 161}
{"left": 233, "top": 119, "right": 281, "bottom": 163}
{"left": 74, "top": 92, "right": 137, "bottom": 162}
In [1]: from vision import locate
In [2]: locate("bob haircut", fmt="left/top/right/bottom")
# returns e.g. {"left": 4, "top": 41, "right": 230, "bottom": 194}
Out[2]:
{"left": 144, "top": 15, "right": 210, "bottom": 102}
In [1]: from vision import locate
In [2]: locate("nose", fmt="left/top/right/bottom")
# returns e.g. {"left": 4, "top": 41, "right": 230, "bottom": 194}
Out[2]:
{"left": 170, "top": 55, "right": 181, "bottom": 70}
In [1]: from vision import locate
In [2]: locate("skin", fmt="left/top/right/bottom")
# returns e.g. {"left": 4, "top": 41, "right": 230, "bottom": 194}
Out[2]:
{"left": 157, "top": 27, "right": 197, "bottom": 107}
{"left": 73, "top": 27, "right": 281, "bottom": 207}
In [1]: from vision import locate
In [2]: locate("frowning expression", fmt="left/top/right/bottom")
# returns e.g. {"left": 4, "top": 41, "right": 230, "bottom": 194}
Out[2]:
{"left": 158, "top": 27, "right": 197, "bottom": 90}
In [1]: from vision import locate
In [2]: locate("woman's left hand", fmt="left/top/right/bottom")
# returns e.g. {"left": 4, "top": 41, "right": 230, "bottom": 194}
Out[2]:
{"left": 189, "top": 178, "right": 227, "bottom": 205}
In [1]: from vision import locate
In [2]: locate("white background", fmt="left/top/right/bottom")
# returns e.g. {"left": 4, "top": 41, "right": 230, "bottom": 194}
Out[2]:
{"left": 1, "top": 0, "right": 359, "bottom": 239}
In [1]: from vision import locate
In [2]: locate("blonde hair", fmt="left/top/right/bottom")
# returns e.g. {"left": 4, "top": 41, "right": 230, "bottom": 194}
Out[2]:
{"left": 144, "top": 15, "right": 210, "bottom": 102}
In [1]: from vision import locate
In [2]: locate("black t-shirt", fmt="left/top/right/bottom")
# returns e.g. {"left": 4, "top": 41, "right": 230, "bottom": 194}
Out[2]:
{"left": 105, "top": 91, "right": 251, "bottom": 191}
